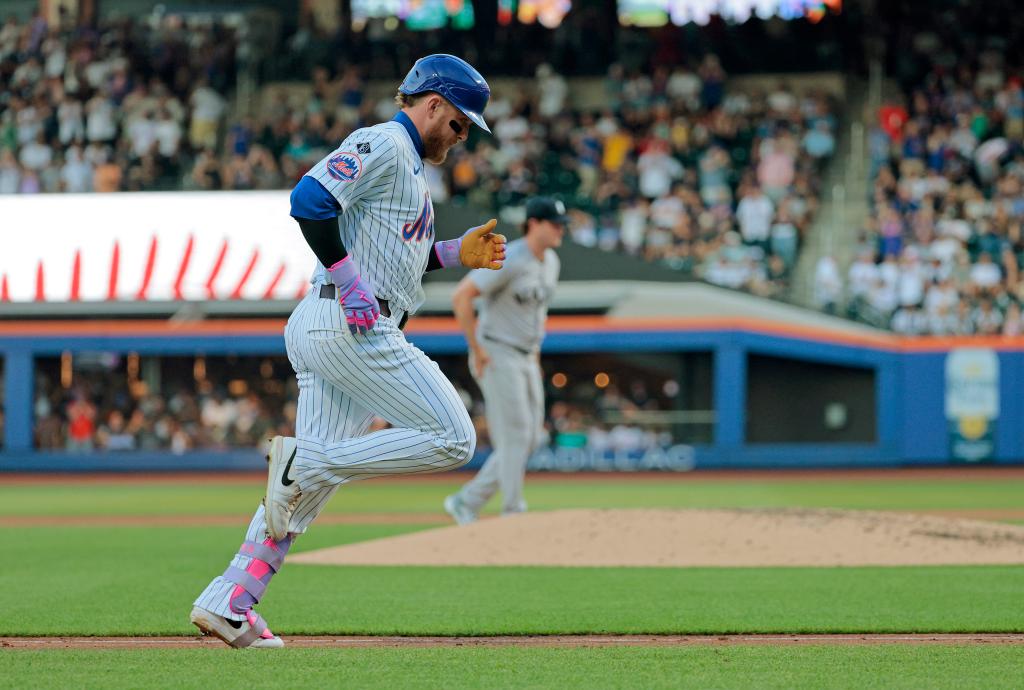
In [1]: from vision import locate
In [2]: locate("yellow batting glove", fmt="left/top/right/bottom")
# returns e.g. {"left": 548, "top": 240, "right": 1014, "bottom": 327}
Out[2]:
{"left": 434, "top": 219, "right": 507, "bottom": 270}
{"left": 459, "top": 219, "right": 507, "bottom": 270}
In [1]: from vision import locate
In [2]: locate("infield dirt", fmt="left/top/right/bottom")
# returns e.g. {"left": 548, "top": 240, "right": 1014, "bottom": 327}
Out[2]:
{"left": 5, "top": 634, "right": 1024, "bottom": 649}
{"left": 289, "top": 508, "right": 1024, "bottom": 568}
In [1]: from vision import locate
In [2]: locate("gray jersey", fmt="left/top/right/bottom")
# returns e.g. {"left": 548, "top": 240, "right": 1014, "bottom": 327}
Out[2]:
{"left": 306, "top": 121, "right": 433, "bottom": 314}
{"left": 471, "top": 238, "right": 560, "bottom": 353}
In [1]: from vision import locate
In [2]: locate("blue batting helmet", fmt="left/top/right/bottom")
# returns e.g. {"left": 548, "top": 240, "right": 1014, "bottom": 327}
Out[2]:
{"left": 399, "top": 54, "right": 491, "bottom": 133}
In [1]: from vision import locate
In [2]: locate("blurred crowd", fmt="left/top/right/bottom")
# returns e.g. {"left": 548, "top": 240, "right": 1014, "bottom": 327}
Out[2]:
{"left": 34, "top": 360, "right": 296, "bottom": 452}
{"left": 31, "top": 356, "right": 683, "bottom": 454}
{"left": 200, "top": 58, "right": 834, "bottom": 294}
{"left": 1, "top": 11, "right": 838, "bottom": 295}
{"left": 547, "top": 382, "right": 679, "bottom": 453}
{"left": 817, "top": 20, "right": 1024, "bottom": 335}
{"left": 1, "top": 12, "right": 237, "bottom": 194}
{"left": 447, "top": 61, "right": 835, "bottom": 296}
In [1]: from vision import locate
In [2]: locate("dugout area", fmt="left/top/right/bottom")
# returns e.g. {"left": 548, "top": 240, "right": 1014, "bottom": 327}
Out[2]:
{"left": 4, "top": 312, "right": 1023, "bottom": 470}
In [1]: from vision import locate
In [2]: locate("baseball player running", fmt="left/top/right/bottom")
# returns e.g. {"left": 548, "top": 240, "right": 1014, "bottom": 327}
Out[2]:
{"left": 190, "top": 54, "right": 506, "bottom": 648}
{"left": 444, "top": 197, "right": 564, "bottom": 525}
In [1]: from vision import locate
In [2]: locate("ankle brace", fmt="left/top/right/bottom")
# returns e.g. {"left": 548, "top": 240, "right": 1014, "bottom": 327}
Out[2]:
{"left": 223, "top": 535, "right": 292, "bottom": 614}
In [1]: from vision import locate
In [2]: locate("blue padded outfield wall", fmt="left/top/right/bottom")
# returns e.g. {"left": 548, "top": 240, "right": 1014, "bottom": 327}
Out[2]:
{"left": 1, "top": 318, "right": 1021, "bottom": 471}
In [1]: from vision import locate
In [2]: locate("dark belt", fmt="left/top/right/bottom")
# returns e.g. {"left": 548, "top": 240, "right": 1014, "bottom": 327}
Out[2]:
{"left": 482, "top": 333, "right": 532, "bottom": 356}
{"left": 319, "top": 283, "right": 408, "bottom": 330}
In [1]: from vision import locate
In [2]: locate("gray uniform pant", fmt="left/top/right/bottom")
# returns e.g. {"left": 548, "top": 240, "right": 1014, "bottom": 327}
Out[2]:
{"left": 457, "top": 340, "right": 545, "bottom": 514}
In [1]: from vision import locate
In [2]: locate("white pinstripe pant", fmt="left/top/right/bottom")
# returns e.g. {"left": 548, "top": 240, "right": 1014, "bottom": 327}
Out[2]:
{"left": 194, "top": 286, "right": 475, "bottom": 618}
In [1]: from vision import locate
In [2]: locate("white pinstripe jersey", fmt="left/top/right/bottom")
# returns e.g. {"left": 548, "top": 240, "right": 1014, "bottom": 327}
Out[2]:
{"left": 305, "top": 121, "right": 433, "bottom": 314}
{"left": 470, "top": 238, "right": 560, "bottom": 353}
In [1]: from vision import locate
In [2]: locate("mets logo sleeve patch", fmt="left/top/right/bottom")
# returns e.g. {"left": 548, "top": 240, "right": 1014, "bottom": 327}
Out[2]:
{"left": 326, "top": 152, "right": 363, "bottom": 182}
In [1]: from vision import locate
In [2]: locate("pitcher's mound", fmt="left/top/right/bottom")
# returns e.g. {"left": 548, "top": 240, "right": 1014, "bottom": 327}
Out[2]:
{"left": 289, "top": 508, "right": 1024, "bottom": 568}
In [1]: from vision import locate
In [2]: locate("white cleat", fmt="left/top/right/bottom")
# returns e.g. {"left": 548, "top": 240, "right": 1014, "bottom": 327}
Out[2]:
{"left": 190, "top": 606, "right": 284, "bottom": 649}
{"left": 444, "top": 494, "right": 478, "bottom": 525}
{"left": 264, "top": 436, "right": 301, "bottom": 541}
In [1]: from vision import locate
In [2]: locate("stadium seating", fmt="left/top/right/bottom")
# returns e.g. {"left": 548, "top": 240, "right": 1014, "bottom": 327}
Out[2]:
{"left": 847, "top": 9, "right": 1024, "bottom": 335}
{"left": 1, "top": 15, "right": 837, "bottom": 301}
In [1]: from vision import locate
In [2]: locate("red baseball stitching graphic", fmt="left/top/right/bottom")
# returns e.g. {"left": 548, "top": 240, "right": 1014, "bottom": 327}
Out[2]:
{"left": 135, "top": 236, "right": 158, "bottom": 301}
{"left": 108, "top": 241, "right": 120, "bottom": 300}
{"left": 35, "top": 261, "right": 45, "bottom": 302}
{"left": 70, "top": 250, "right": 81, "bottom": 302}
{"left": 230, "top": 249, "right": 260, "bottom": 300}
{"left": 11, "top": 233, "right": 300, "bottom": 302}
{"left": 206, "top": 239, "right": 229, "bottom": 300}
{"left": 173, "top": 235, "right": 195, "bottom": 301}
{"left": 262, "top": 262, "right": 286, "bottom": 300}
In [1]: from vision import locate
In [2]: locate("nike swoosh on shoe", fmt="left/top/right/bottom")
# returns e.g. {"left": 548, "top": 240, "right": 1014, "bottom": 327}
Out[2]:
{"left": 281, "top": 447, "right": 297, "bottom": 487}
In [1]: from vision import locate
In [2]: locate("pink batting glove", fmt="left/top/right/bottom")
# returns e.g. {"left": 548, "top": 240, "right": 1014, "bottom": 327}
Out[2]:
{"left": 327, "top": 256, "right": 381, "bottom": 335}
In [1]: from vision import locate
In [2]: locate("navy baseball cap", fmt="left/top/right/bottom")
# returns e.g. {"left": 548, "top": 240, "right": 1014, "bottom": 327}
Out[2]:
{"left": 525, "top": 197, "right": 569, "bottom": 225}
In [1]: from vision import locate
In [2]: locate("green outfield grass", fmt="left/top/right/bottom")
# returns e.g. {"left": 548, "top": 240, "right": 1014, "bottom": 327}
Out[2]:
{"left": 3, "top": 475, "right": 1024, "bottom": 516}
{"left": 2, "top": 523, "right": 1022, "bottom": 636}
{"left": 2, "top": 646, "right": 1023, "bottom": 690}
{"left": 3, "top": 474, "right": 1022, "bottom": 689}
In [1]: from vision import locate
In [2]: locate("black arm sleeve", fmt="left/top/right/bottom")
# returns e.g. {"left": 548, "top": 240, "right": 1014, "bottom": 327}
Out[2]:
{"left": 424, "top": 242, "right": 443, "bottom": 273}
{"left": 295, "top": 216, "right": 347, "bottom": 268}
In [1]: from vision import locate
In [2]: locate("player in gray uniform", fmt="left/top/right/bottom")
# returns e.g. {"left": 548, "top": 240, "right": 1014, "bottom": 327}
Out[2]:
{"left": 444, "top": 197, "right": 565, "bottom": 524}
{"left": 189, "top": 55, "right": 506, "bottom": 648}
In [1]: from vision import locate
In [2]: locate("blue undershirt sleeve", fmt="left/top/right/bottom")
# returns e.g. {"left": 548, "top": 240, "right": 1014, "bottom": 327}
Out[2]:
{"left": 289, "top": 176, "right": 341, "bottom": 220}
